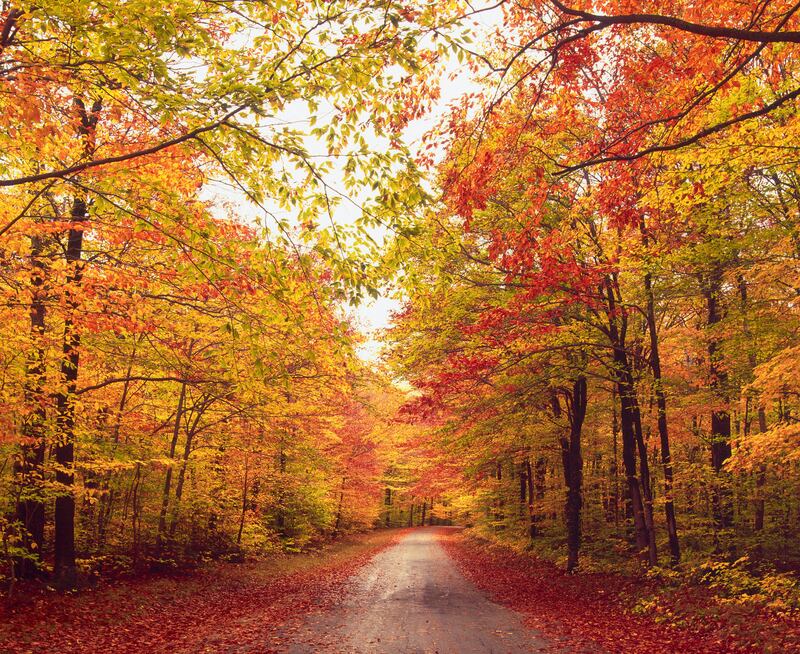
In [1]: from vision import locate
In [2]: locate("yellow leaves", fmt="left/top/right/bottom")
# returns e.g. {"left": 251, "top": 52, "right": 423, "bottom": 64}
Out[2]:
{"left": 730, "top": 422, "right": 800, "bottom": 473}
{"left": 750, "top": 345, "right": 800, "bottom": 403}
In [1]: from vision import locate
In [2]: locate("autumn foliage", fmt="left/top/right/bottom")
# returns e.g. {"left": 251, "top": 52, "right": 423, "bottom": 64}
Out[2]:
{"left": 3, "top": 0, "right": 800, "bottom": 650}
{"left": 0, "top": 0, "right": 435, "bottom": 591}
{"left": 386, "top": 0, "right": 800, "bottom": 628}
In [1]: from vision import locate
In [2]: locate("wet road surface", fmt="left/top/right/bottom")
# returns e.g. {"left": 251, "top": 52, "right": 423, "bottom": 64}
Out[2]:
{"left": 280, "top": 527, "right": 554, "bottom": 654}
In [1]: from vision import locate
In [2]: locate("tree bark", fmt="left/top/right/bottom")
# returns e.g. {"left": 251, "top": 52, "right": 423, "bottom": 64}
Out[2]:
{"left": 53, "top": 97, "right": 101, "bottom": 587}
{"left": 754, "top": 407, "right": 768, "bottom": 531}
{"left": 604, "top": 274, "right": 654, "bottom": 563}
{"left": 525, "top": 458, "right": 537, "bottom": 538}
{"left": 705, "top": 266, "right": 733, "bottom": 530}
{"left": 157, "top": 382, "right": 186, "bottom": 549}
{"left": 609, "top": 386, "right": 620, "bottom": 529}
{"left": 559, "top": 376, "right": 587, "bottom": 573}
{"left": 53, "top": 194, "right": 86, "bottom": 588}
{"left": 14, "top": 233, "right": 47, "bottom": 578}
{"left": 334, "top": 476, "right": 347, "bottom": 534}
{"left": 739, "top": 277, "right": 767, "bottom": 533}
{"left": 168, "top": 424, "right": 196, "bottom": 538}
{"left": 641, "top": 225, "right": 680, "bottom": 563}
{"left": 276, "top": 444, "right": 287, "bottom": 535}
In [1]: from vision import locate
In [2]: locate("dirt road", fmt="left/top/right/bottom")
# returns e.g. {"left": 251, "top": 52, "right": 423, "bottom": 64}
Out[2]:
{"left": 281, "top": 527, "right": 552, "bottom": 654}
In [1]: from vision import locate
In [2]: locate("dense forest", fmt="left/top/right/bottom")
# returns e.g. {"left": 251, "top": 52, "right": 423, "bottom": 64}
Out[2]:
{"left": 2, "top": 0, "right": 800, "bottom": 637}
{"left": 386, "top": 0, "right": 800, "bottom": 581}
{"left": 0, "top": 0, "right": 437, "bottom": 590}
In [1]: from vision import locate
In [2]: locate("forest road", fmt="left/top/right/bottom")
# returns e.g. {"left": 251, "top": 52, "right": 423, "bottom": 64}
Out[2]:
{"left": 278, "top": 527, "right": 557, "bottom": 654}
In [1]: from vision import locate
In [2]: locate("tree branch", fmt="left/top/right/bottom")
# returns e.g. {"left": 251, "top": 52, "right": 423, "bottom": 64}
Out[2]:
{"left": 0, "top": 105, "right": 246, "bottom": 188}
{"left": 558, "top": 86, "right": 800, "bottom": 174}
{"left": 77, "top": 376, "right": 214, "bottom": 395}
{"left": 548, "top": 0, "right": 800, "bottom": 43}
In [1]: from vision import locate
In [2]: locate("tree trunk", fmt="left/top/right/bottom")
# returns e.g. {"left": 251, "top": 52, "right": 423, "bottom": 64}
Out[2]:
{"left": 609, "top": 386, "right": 620, "bottom": 529}
{"left": 276, "top": 445, "right": 287, "bottom": 535}
{"left": 53, "top": 195, "right": 86, "bottom": 588}
{"left": 560, "top": 376, "right": 587, "bottom": 573}
{"left": 525, "top": 458, "right": 537, "bottom": 538}
{"left": 705, "top": 267, "right": 733, "bottom": 530}
{"left": 14, "top": 233, "right": 47, "bottom": 578}
{"left": 535, "top": 456, "right": 546, "bottom": 522}
{"left": 614, "top": 347, "right": 653, "bottom": 561}
{"left": 168, "top": 423, "right": 196, "bottom": 538}
{"left": 384, "top": 487, "right": 392, "bottom": 527}
{"left": 131, "top": 462, "right": 142, "bottom": 566}
{"left": 602, "top": 274, "right": 654, "bottom": 563}
{"left": 633, "top": 396, "right": 659, "bottom": 565}
{"left": 739, "top": 277, "right": 767, "bottom": 533}
{"left": 53, "top": 98, "right": 101, "bottom": 588}
{"left": 334, "top": 476, "right": 347, "bottom": 534}
{"left": 157, "top": 382, "right": 186, "bottom": 548}
{"left": 643, "top": 255, "right": 680, "bottom": 563}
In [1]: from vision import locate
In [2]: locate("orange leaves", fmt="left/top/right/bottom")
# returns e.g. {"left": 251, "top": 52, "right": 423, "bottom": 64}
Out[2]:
{"left": 442, "top": 149, "right": 498, "bottom": 222}
{"left": 442, "top": 531, "right": 800, "bottom": 654}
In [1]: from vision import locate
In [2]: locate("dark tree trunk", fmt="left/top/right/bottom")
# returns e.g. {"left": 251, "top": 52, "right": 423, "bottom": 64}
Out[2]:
{"left": 53, "top": 98, "right": 101, "bottom": 588}
{"left": 705, "top": 267, "right": 733, "bottom": 530}
{"left": 334, "top": 483, "right": 346, "bottom": 534}
{"left": 131, "top": 462, "right": 142, "bottom": 566}
{"left": 612, "top": 336, "right": 653, "bottom": 561}
{"left": 642, "top": 253, "right": 680, "bottom": 563}
{"left": 384, "top": 487, "right": 392, "bottom": 526}
{"left": 632, "top": 393, "right": 658, "bottom": 565}
{"left": 525, "top": 458, "right": 537, "bottom": 538}
{"left": 53, "top": 195, "right": 86, "bottom": 588}
{"left": 520, "top": 457, "right": 538, "bottom": 538}
{"left": 276, "top": 445, "right": 287, "bottom": 535}
{"left": 519, "top": 463, "right": 527, "bottom": 506}
{"left": 168, "top": 424, "right": 196, "bottom": 538}
{"left": 601, "top": 274, "right": 654, "bottom": 562}
{"left": 534, "top": 457, "right": 546, "bottom": 512}
{"left": 559, "top": 376, "right": 587, "bottom": 573}
{"left": 609, "top": 386, "right": 620, "bottom": 529}
{"left": 739, "top": 277, "right": 767, "bottom": 533}
{"left": 14, "top": 234, "right": 47, "bottom": 578}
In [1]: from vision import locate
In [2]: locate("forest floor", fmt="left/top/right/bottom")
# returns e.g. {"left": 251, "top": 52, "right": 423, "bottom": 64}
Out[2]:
{"left": 3, "top": 527, "right": 800, "bottom": 653}
{"left": 0, "top": 529, "right": 405, "bottom": 654}
{"left": 441, "top": 529, "right": 800, "bottom": 654}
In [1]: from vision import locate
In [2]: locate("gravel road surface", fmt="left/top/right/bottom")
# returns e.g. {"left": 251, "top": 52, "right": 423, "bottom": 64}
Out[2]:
{"left": 280, "top": 527, "right": 554, "bottom": 654}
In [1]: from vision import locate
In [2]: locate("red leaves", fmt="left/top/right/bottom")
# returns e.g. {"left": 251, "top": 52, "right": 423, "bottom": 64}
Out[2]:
{"left": 0, "top": 531, "right": 403, "bottom": 654}
{"left": 440, "top": 531, "right": 800, "bottom": 654}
